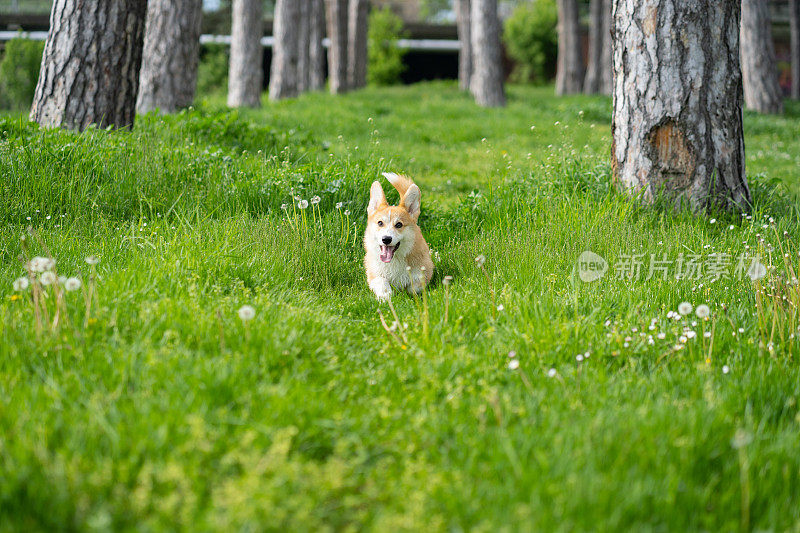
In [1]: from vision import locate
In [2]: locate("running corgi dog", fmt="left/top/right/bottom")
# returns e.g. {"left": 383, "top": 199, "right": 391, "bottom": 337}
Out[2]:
{"left": 364, "top": 172, "right": 434, "bottom": 300}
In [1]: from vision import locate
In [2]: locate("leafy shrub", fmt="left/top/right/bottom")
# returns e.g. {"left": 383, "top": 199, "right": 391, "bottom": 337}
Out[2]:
{"left": 503, "top": 0, "right": 558, "bottom": 83}
{"left": 197, "top": 43, "right": 230, "bottom": 97}
{"left": 367, "top": 7, "right": 407, "bottom": 86}
{"left": 0, "top": 37, "right": 44, "bottom": 111}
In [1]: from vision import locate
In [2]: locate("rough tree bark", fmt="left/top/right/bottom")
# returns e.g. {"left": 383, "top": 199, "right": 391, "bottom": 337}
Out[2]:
{"left": 325, "top": 0, "right": 349, "bottom": 94}
{"left": 30, "top": 0, "right": 147, "bottom": 130}
{"left": 228, "top": 0, "right": 263, "bottom": 107}
{"left": 269, "top": 0, "right": 302, "bottom": 100}
{"left": 584, "top": 0, "right": 611, "bottom": 94}
{"left": 456, "top": 0, "right": 472, "bottom": 91}
{"left": 556, "top": 0, "right": 583, "bottom": 95}
{"left": 137, "top": 0, "right": 203, "bottom": 114}
{"left": 309, "top": 0, "right": 326, "bottom": 90}
{"left": 612, "top": 0, "right": 750, "bottom": 211}
{"left": 741, "top": 0, "right": 783, "bottom": 114}
{"left": 469, "top": 0, "right": 505, "bottom": 107}
{"left": 347, "top": 0, "right": 368, "bottom": 89}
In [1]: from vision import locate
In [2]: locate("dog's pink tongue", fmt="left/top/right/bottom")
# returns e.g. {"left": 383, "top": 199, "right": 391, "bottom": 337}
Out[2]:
{"left": 380, "top": 245, "right": 395, "bottom": 263}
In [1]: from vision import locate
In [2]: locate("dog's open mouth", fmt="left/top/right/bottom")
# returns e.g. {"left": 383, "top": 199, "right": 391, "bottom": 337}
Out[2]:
{"left": 380, "top": 244, "right": 397, "bottom": 263}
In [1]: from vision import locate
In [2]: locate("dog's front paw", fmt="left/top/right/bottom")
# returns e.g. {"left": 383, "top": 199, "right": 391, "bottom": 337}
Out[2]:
{"left": 369, "top": 278, "right": 392, "bottom": 301}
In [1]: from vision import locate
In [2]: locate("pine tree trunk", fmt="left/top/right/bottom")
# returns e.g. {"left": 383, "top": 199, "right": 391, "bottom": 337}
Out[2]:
{"left": 29, "top": 0, "right": 147, "bottom": 130}
{"left": 347, "top": 0, "right": 368, "bottom": 89}
{"left": 599, "top": 0, "right": 612, "bottom": 95}
{"left": 612, "top": 0, "right": 750, "bottom": 211}
{"left": 456, "top": 0, "right": 472, "bottom": 91}
{"left": 228, "top": 0, "right": 263, "bottom": 107}
{"left": 741, "top": 0, "right": 783, "bottom": 114}
{"left": 584, "top": 0, "right": 603, "bottom": 93}
{"left": 469, "top": 0, "right": 505, "bottom": 107}
{"left": 325, "top": 0, "right": 349, "bottom": 94}
{"left": 309, "top": 0, "right": 326, "bottom": 91}
{"left": 297, "top": 0, "right": 311, "bottom": 92}
{"left": 269, "top": 0, "right": 302, "bottom": 100}
{"left": 792, "top": 0, "right": 800, "bottom": 99}
{"left": 137, "top": 0, "right": 203, "bottom": 114}
{"left": 556, "top": 0, "right": 583, "bottom": 95}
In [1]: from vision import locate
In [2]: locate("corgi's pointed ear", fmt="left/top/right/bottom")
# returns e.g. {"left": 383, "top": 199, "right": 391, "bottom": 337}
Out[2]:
{"left": 401, "top": 184, "right": 421, "bottom": 221}
{"left": 368, "top": 180, "right": 387, "bottom": 215}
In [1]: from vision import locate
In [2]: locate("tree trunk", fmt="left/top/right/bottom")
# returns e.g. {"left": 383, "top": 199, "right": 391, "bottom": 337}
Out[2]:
{"left": 611, "top": 0, "right": 750, "bottom": 212}
{"left": 599, "top": 0, "right": 612, "bottom": 95}
{"left": 456, "top": 0, "right": 472, "bottom": 91}
{"left": 325, "top": 0, "right": 349, "bottom": 94}
{"left": 137, "top": 0, "right": 203, "bottom": 114}
{"left": 347, "top": 0, "right": 368, "bottom": 89}
{"left": 585, "top": 0, "right": 611, "bottom": 94}
{"left": 469, "top": 0, "right": 505, "bottom": 107}
{"left": 556, "top": 0, "right": 583, "bottom": 95}
{"left": 228, "top": 0, "right": 263, "bottom": 108}
{"left": 584, "top": 0, "right": 603, "bottom": 93}
{"left": 741, "top": 0, "right": 783, "bottom": 114}
{"left": 792, "top": 0, "right": 800, "bottom": 99}
{"left": 269, "top": 0, "right": 302, "bottom": 100}
{"left": 29, "top": 0, "right": 147, "bottom": 130}
{"left": 309, "top": 0, "right": 326, "bottom": 91}
{"left": 297, "top": 0, "right": 311, "bottom": 92}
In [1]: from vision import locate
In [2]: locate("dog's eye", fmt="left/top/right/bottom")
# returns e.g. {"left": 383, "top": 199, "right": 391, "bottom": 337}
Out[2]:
{"left": 377, "top": 221, "right": 384, "bottom": 227}
{"left": 394, "top": 222, "right": 403, "bottom": 228}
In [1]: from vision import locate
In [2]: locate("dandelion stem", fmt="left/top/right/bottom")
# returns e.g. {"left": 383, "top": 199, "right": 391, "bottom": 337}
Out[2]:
{"left": 387, "top": 296, "right": 408, "bottom": 344}
{"left": 377, "top": 309, "right": 403, "bottom": 346}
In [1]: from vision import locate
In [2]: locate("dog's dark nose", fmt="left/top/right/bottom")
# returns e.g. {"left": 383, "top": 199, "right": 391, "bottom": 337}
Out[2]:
{"left": 381, "top": 235, "right": 392, "bottom": 245}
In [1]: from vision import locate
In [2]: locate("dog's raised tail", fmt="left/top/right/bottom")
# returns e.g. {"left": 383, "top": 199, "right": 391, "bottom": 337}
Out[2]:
{"left": 382, "top": 172, "right": 415, "bottom": 198}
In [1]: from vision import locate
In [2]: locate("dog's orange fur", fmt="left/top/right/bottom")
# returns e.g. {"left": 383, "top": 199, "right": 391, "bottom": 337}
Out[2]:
{"left": 364, "top": 173, "right": 433, "bottom": 300}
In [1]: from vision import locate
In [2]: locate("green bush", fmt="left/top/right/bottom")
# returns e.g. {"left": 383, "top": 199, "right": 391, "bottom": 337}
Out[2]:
{"left": 503, "top": 0, "right": 558, "bottom": 84}
{"left": 367, "top": 7, "right": 407, "bottom": 86}
{"left": 196, "top": 43, "right": 230, "bottom": 97}
{"left": 0, "top": 37, "right": 44, "bottom": 111}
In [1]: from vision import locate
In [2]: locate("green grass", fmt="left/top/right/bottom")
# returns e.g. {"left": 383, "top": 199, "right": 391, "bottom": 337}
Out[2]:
{"left": 2, "top": 82, "right": 800, "bottom": 531}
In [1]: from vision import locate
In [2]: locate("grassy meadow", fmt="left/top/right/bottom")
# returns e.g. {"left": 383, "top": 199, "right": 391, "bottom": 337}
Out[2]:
{"left": 3, "top": 82, "right": 800, "bottom": 530}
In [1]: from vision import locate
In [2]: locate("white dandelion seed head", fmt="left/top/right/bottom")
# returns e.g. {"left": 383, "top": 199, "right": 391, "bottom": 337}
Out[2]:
{"left": 238, "top": 305, "right": 256, "bottom": 321}
{"left": 298, "top": 200, "right": 309, "bottom": 209}
{"left": 12, "top": 277, "right": 29, "bottom": 291}
{"left": 507, "top": 359, "right": 520, "bottom": 370}
{"left": 475, "top": 255, "right": 486, "bottom": 268}
{"left": 344, "top": 210, "right": 351, "bottom": 216}
{"left": 497, "top": 304, "right": 504, "bottom": 312}
{"left": 64, "top": 277, "right": 81, "bottom": 291}
{"left": 722, "top": 365, "right": 730, "bottom": 374}
{"left": 696, "top": 304, "right": 711, "bottom": 319}
{"left": 508, "top": 351, "right": 516, "bottom": 358}
{"left": 678, "top": 302, "right": 693, "bottom": 316}
{"left": 576, "top": 354, "right": 584, "bottom": 362}
{"left": 336, "top": 202, "right": 343, "bottom": 209}
{"left": 28, "top": 256, "right": 55, "bottom": 272}
{"left": 84, "top": 255, "right": 99, "bottom": 265}
{"left": 547, "top": 368, "right": 557, "bottom": 378}
{"left": 40, "top": 271, "right": 56, "bottom": 286}
{"left": 310, "top": 196, "right": 321, "bottom": 205}
{"left": 686, "top": 331, "right": 697, "bottom": 339}
{"left": 281, "top": 203, "right": 288, "bottom": 210}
